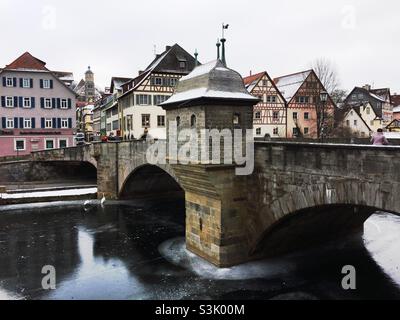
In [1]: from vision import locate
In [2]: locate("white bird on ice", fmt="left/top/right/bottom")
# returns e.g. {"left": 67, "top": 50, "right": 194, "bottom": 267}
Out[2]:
{"left": 101, "top": 193, "right": 106, "bottom": 207}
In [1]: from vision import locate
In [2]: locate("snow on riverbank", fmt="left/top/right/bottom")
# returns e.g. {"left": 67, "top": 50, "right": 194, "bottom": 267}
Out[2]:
{"left": 0, "top": 187, "right": 97, "bottom": 199}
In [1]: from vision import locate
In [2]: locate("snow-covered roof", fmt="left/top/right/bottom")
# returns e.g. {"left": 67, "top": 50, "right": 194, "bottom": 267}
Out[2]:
{"left": 274, "top": 70, "right": 312, "bottom": 102}
{"left": 161, "top": 60, "right": 259, "bottom": 107}
{"left": 393, "top": 106, "right": 400, "bottom": 113}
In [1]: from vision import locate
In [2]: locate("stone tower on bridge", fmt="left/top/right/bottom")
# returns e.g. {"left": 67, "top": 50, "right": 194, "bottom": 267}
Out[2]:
{"left": 159, "top": 59, "right": 259, "bottom": 266}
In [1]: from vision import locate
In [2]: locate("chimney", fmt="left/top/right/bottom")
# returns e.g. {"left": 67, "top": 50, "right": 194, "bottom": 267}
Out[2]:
{"left": 165, "top": 45, "right": 172, "bottom": 51}
{"left": 250, "top": 70, "right": 252, "bottom": 76}
{"left": 138, "top": 70, "right": 144, "bottom": 75}
{"left": 363, "top": 84, "right": 371, "bottom": 91}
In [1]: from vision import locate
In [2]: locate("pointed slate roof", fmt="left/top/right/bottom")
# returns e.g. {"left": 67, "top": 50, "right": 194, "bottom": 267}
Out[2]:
{"left": 160, "top": 59, "right": 259, "bottom": 108}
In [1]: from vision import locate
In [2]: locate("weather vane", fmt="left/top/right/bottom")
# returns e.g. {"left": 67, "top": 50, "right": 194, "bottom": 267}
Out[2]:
{"left": 222, "top": 23, "right": 229, "bottom": 39}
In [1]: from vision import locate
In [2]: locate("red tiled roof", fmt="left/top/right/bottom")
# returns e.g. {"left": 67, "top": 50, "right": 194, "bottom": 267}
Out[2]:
{"left": 4, "top": 52, "right": 48, "bottom": 71}
{"left": 243, "top": 71, "right": 265, "bottom": 85}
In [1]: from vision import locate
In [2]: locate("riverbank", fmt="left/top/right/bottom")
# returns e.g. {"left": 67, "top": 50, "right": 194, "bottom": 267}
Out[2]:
{"left": 0, "top": 185, "right": 97, "bottom": 205}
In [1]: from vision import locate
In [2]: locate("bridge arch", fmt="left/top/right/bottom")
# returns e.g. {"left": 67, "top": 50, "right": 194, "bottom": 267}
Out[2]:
{"left": 119, "top": 164, "right": 184, "bottom": 199}
{"left": 248, "top": 179, "right": 400, "bottom": 259}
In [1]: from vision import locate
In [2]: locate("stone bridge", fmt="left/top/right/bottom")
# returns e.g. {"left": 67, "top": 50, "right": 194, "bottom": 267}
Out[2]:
{"left": 26, "top": 140, "right": 400, "bottom": 267}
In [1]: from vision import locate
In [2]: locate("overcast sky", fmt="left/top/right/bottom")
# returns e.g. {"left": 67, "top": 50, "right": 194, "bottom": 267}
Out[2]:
{"left": 1, "top": 0, "right": 399, "bottom": 93}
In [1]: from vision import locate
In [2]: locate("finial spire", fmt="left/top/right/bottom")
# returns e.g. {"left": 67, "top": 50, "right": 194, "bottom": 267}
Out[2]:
{"left": 194, "top": 49, "right": 199, "bottom": 67}
{"left": 216, "top": 39, "right": 221, "bottom": 60}
{"left": 221, "top": 23, "right": 229, "bottom": 67}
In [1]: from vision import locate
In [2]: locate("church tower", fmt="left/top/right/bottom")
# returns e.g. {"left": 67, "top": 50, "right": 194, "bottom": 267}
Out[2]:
{"left": 85, "top": 66, "right": 95, "bottom": 103}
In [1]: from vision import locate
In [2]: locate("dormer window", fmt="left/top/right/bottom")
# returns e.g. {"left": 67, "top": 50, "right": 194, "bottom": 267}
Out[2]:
{"left": 179, "top": 61, "right": 186, "bottom": 69}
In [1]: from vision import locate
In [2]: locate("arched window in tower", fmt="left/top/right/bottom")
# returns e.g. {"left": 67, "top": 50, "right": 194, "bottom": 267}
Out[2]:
{"left": 190, "top": 114, "right": 196, "bottom": 127}
{"left": 176, "top": 116, "right": 181, "bottom": 127}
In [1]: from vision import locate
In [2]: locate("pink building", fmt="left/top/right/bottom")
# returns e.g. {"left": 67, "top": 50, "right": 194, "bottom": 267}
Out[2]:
{"left": 0, "top": 52, "right": 76, "bottom": 157}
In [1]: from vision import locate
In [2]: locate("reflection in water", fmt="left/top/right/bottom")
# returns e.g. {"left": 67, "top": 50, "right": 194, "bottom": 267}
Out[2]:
{"left": 0, "top": 199, "right": 399, "bottom": 300}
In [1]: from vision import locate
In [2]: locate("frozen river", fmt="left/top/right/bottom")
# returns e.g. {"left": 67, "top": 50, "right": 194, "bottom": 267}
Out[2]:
{"left": 0, "top": 198, "right": 400, "bottom": 300}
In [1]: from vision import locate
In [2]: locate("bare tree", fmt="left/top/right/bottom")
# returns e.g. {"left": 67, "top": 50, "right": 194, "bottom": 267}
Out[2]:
{"left": 311, "top": 58, "right": 340, "bottom": 95}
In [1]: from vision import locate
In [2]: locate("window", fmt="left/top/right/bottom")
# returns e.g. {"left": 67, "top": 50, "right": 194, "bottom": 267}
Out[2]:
{"left": 293, "top": 112, "right": 298, "bottom": 120}
{"left": 366, "top": 107, "right": 370, "bottom": 115}
{"left": 190, "top": 114, "right": 196, "bottom": 127}
{"left": 112, "top": 120, "right": 119, "bottom": 130}
{"left": 354, "top": 120, "right": 357, "bottom": 126}
{"left": 6, "top": 118, "right": 14, "bottom": 129}
{"left": 262, "top": 80, "right": 268, "bottom": 86}
{"left": 43, "top": 79, "right": 50, "bottom": 89}
{"left": 142, "top": 114, "right": 150, "bottom": 127}
{"left": 45, "top": 139, "right": 54, "bottom": 149}
{"left": 266, "top": 96, "right": 277, "bottom": 103}
{"left": 272, "top": 111, "right": 279, "bottom": 120}
{"left": 61, "top": 99, "right": 68, "bottom": 109}
{"left": 45, "top": 118, "right": 52, "bottom": 128}
{"left": 295, "top": 96, "right": 309, "bottom": 104}
{"left": 15, "top": 139, "right": 25, "bottom": 151}
{"left": 157, "top": 115, "right": 165, "bottom": 127}
{"left": 254, "top": 112, "right": 261, "bottom": 119}
{"left": 23, "top": 78, "right": 30, "bottom": 88}
{"left": 59, "top": 139, "right": 68, "bottom": 148}
{"left": 6, "top": 96, "right": 14, "bottom": 107}
{"left": 154, "top": 95, "right": 168, "bottom": 105}
{"left": 61, "top": 118, "right": 69, "bottom": 128}
{"left": 6, "top": 77, "right": 13, "bottom": 87}
{"left": 106, "top": 123, "right": 112, "bottom": 131}
{"left": 137, "top": 94, "right": 151, "bottom": 105}
{"left": 370, "top": 120, "right": 374, "bottom": 126}
{"left": 111, "top": 107, "right": 118, "bottom": 116}
{"left": 45, "top": 98, "right": 52, "bottom": 108}
{"left": 170, "top": 78, "right": 178, "bottom": 87}
{"left": 304, "top": 112, "right": 309, "bottom": 120}
{"left": 346, "top": 120, "right": 350, "bottom": 126}
{"left": 233, "top": 113, "right": 240, "bottom": 125}
{"left": 273, "top": 128, "right": 279, "bottom": 135}
{"left": 23, "top": 97, "right": 31, "bottom": 108}
{"left": 293, "top": 128, "right": 299, "bottom": 136}
{"left": 179, "top": 61, "right": 186, "bottom": 69}
{"left": 154, "top": 77, "right": 162, "bottom": 86}
{"left": 176, "top": 116, "right": 181, "bottom": 127}
{"left": 256, "top": 128, "right": 261, "bottom": 135}
{"left": 23, "top": 118, "right": 32, "bottom": 129}
{"left": 304, "top": 127, "right": 309, "bottom": 135}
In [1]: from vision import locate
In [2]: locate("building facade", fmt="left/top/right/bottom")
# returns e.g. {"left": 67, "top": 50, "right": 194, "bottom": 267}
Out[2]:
{"left": 243, "top": 71, "right": 287, "bottom": 138}
{"left": 0, "top": 52, "right": 76, "bottom": 157}
{"left": 341, "top": 102, "right": 383, "bottom": 137}
{"left": 118, "top": 44, "right": 198, "bottom": 140}
{"left": 274, "top": 70, "right": 335, "bottom": 138}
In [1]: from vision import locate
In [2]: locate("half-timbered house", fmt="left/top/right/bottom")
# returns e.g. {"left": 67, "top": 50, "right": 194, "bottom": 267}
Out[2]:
{"left": 243, "top": 71, "right": 287, "bottom": 138}
{"left": 274, "top": 70, "right": 335, "bottom": 138}
{"left": 118, "top": 44, "right": 198, "bottom": 140}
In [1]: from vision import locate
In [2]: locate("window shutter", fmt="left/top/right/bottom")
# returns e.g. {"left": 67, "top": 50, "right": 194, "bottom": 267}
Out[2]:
{"left": 136, "top": 95, "right": 139, "bottom": 105}
{"left": 32, "top": 118, "right": 36, "bottom": 128}
{"left": 19, "top": 117, "right": 24, "bottom": 129}
{"left": 68, "top": 118, "right": 72, "bottom": 129}
{"left": 57, "top": 98, "right": 61, "bottom": 109}
{"left": 30, "top": 79, "right": 33, "bottom": 88}
{"left": 14, "top": 97, "right": 18, "bottom": 108}
{"left": 19, "top": 97, "right": 23, "bottom": 108}
{"left": 68, "top": 99, "right": 72, "bottom": 109}
{"left": 50, "top": 80, "right": 53, "bottom": 89}
{"left": 31, "top": 97, "right": 35, "bottom": 108}
{"left": 148, "top": 95, "right": 152, "bottom": 105}
{"left": 2, "top": 77, "right": 5, "bottom": 87}
{"left": 14, "top": 117, "right": 18, "bottom": 128}
{"left": 1, "top": 117, "right": 6, "bottom": 128}
{"left": 40, "top": 79, "right": 43, "bottom": 89}
{"left": 57, "top": 118, "right": 61, "bottom": 128}
{"left": 19, "top": 78, "right": 23, "bottom": 88}
{"left": 52, "top": 98, "right": 56, "bottom": 108}
{"left": 52, "top": 118, "right": 57, "bottom": 128}
{"left": 41, "top": 118, "right": 45, "bottom": 129}
{"left": 13, "top": 78, "right": 17, "bottom": 87}
{"left": 1, "top": 96, "right": 5, "bottom": 107}
{"left": 40, "top": 98, "right": 45, "bottom": 108}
